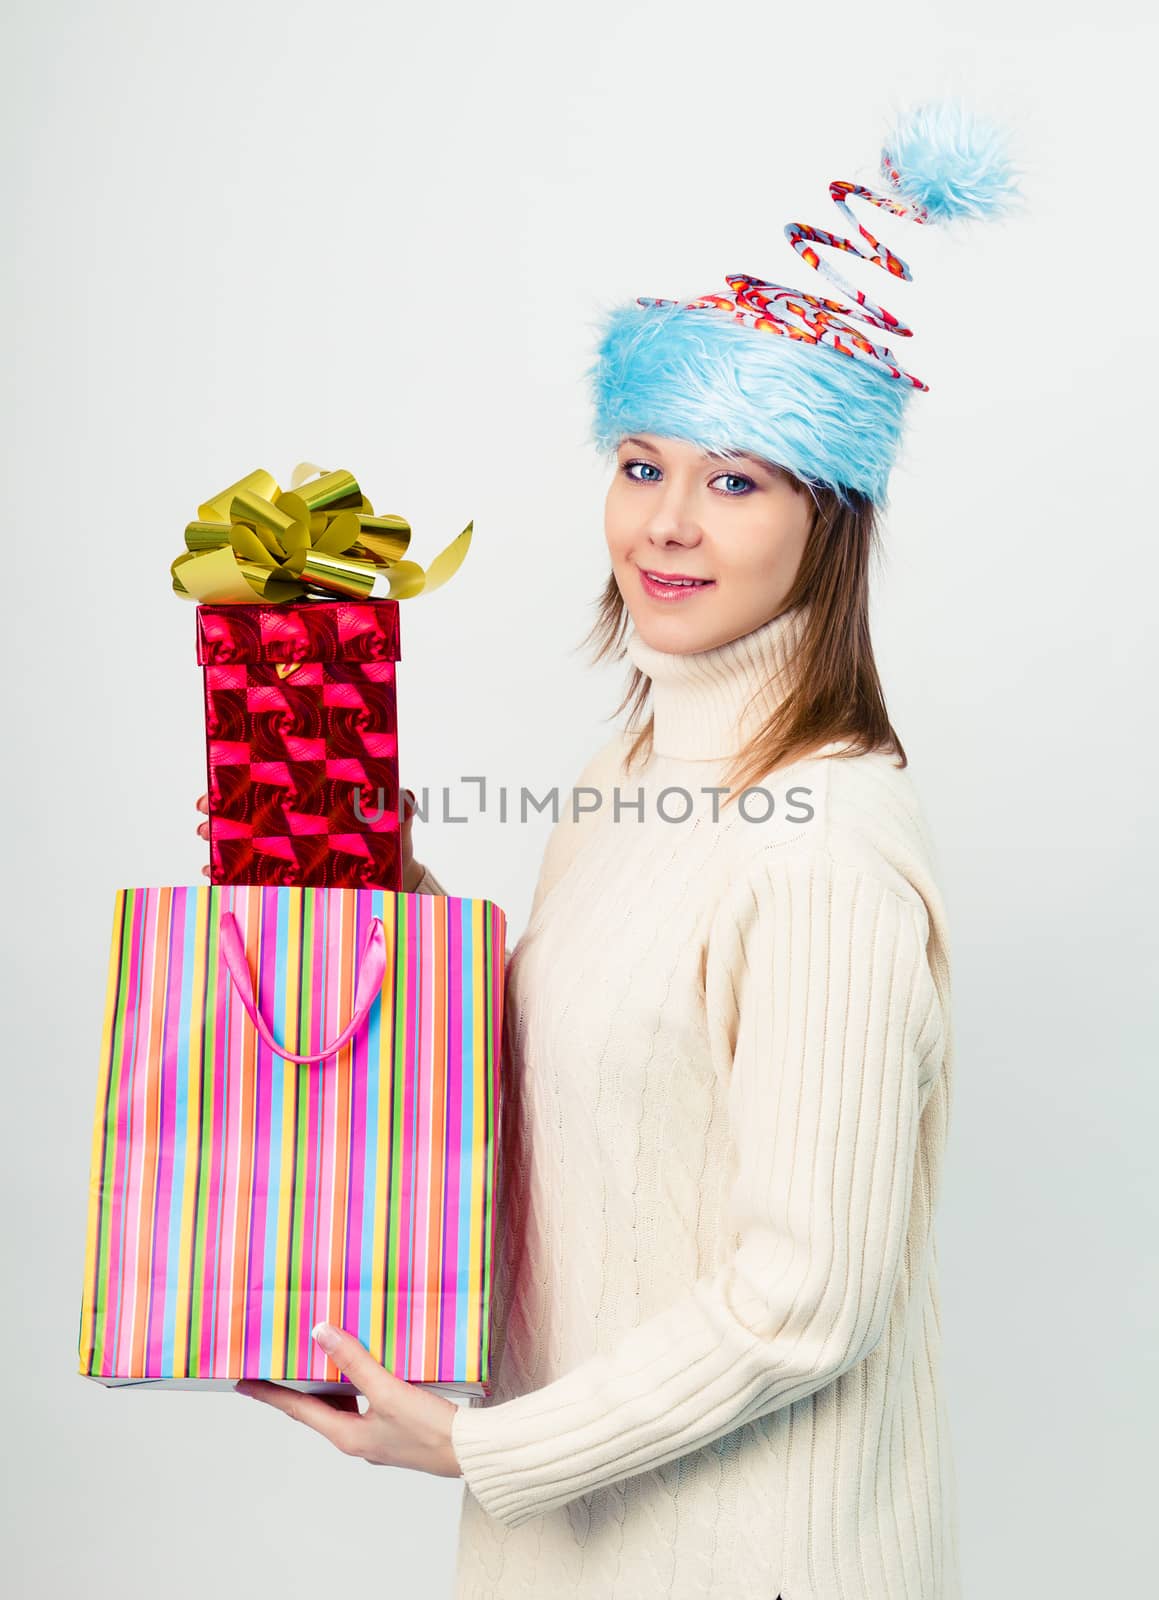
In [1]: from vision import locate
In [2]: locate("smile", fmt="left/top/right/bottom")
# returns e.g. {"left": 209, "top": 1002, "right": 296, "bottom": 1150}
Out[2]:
{"left": 638, "top": 568, "right": 716, "bottom": 601}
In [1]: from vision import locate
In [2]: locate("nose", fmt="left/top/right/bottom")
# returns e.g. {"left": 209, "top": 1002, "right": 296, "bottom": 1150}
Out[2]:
{"left": 640, "top": 477, "right": 703, "bottom": 547}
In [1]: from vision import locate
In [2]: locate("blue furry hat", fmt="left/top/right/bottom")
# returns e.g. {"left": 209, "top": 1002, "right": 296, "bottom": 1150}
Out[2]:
{"left": 586, "top": 98, "right": 1023, "bottom": 508}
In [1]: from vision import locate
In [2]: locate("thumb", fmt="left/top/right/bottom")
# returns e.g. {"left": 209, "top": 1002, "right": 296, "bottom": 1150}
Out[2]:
{"left": 312, "top": 1322, "right": 398, "bottom": 1407}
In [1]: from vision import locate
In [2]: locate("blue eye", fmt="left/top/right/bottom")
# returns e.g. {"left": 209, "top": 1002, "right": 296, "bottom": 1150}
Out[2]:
{"left": 620, "top": 460, "right": 755, "bottom": 496}
{"left": 711, "top": 472, "right": 754, "bottom": 496}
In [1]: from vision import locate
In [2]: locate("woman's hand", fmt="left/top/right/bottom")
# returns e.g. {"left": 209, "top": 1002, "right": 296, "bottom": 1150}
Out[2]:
{"left": 195, "top": 792, "right": 211, "bottom": 879}
{"left": 399, "top": 787, "right": 428, "bottom": 893}
{"left": 235, "top": 1322, "right": 462, "bottom": 1479}
{"left": 195, "top": 788, "right": 427, "bottom": 891}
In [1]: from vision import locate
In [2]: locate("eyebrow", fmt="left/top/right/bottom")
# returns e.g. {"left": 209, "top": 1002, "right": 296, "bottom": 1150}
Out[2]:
{"left": 620, "top": 435, "right": 775, "bottom": 474}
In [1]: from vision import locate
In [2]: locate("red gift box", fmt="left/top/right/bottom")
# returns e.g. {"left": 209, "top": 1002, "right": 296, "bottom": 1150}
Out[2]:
{"left": 196, "top": 599, "right": 404, "bottom": 889}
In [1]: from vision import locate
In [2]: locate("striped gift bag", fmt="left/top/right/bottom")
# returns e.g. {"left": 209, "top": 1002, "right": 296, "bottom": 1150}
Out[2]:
{"left": 77, "top": 884, "right": 505, "bottom": 1399}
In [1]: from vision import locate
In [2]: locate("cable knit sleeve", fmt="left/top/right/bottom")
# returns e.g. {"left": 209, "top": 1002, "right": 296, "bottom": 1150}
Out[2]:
{"left": 449, "top": 841, "right": 945, "bottom": 1529}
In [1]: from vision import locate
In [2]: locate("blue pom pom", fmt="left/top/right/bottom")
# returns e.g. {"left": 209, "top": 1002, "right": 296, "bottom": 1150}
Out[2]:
{"left": 882, "top": 98, "right": 1023, "bottom": 223}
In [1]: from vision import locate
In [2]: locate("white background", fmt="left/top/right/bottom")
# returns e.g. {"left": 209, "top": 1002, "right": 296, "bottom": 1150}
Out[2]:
{"left": 1, "top": 2, "right": 1155, "bottom": 1595}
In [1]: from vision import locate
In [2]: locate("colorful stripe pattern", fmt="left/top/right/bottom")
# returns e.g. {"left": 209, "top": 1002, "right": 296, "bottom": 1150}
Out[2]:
{"left": 78, "top": 884, "right": 505, "bottom": 1394}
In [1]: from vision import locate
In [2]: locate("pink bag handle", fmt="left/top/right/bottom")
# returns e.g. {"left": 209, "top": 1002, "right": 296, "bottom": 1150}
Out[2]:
{"left": 218, "top": 911, "right": 387, "bottom": 1064}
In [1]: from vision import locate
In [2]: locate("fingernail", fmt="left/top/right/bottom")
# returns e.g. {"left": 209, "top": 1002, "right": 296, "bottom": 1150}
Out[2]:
{"left": 312, "top": 1321, "right": 339, "bottom": 1353}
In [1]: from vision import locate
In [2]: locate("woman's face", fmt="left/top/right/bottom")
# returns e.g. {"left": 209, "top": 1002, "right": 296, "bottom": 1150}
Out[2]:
{"left": 604, "top": 432, "right": 813, "bottom": 654}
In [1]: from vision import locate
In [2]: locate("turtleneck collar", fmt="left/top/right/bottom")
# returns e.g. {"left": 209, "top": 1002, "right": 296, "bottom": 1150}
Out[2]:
{"left": 624, "top": 601, "right": 811, "bottom": 762}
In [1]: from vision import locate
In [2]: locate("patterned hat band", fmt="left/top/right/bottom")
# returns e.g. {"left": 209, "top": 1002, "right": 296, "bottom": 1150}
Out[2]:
{"left": 587, "top": 98, "right": 1024, "bottom": 507}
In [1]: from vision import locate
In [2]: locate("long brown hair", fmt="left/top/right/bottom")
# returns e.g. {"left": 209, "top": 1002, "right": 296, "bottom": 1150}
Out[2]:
{"left": 579, "top": 473, "right": 907, "bottom": 811}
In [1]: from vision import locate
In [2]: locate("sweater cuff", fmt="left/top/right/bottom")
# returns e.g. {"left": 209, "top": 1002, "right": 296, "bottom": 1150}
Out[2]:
{"left": 451, "top": 1396, "right": 548, "bottom": 1530}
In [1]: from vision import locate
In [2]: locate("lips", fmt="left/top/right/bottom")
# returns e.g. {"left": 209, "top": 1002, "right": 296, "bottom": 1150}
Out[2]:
{"left": 637, "top": 567, "right": 716, "bottom": 602}
{"left": 641, "top": 570, "right": 712, "bottom": 586}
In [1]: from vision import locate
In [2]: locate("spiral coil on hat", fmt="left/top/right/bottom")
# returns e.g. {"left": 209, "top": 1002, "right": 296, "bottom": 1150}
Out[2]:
{"left": 637, "top": 153, "right": 932, "bottom": 391}
{"left": 634, "top": 100, "right": 1022, "bottom": 396}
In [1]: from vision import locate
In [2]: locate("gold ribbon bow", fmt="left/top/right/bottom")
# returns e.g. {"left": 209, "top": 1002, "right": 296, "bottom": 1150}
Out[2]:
{"left": 171, "top": 462, "right": 472, "bottom": 604}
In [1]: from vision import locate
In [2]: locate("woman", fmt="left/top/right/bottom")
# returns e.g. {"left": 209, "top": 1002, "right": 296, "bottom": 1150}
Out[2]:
{"left": 431, "top": 437, "right": 958, "bottom": 1600}
{"left": 219, "top": 99, "right": 1021, "bottom": 1600}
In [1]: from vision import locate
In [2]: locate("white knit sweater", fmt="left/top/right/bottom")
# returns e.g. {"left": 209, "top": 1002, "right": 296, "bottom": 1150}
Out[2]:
{"left": 417, "top": 600, "right": 959, "bottom": 1599}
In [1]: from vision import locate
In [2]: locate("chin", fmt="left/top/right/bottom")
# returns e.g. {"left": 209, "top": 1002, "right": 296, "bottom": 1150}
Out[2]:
{"left": 632, "top": 612, "right": 721, "bottom": 654}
